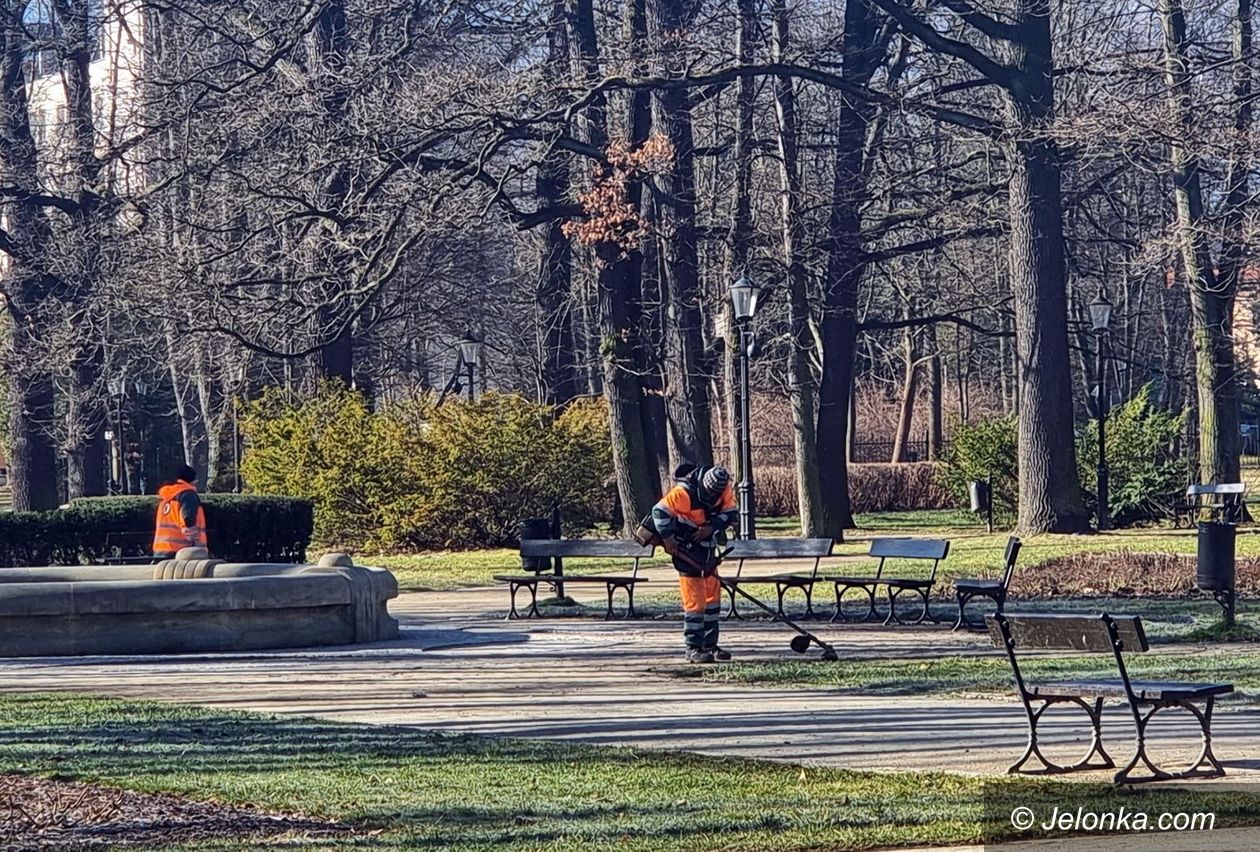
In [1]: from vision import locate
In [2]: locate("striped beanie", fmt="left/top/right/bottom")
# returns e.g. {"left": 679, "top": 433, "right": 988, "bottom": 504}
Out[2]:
{"left": 702, "top": 466, "right": 730, "bottom": 497}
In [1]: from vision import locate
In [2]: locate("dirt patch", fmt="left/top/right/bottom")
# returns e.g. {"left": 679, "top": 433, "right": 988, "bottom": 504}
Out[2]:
{"left": 0, "top": 773, "right": 355, "bottom": 849}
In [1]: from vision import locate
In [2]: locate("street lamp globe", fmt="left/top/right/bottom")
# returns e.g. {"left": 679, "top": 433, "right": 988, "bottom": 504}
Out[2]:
{"left": 1088, "top": 288, "right": 1113, "bottom": 333}
{"left": 458, "top": 333, "right": 483, "bottom": 367}
{"left": 729, "top": 275, "right": 760, "bottom": 323}
{"left": 107, "top": 377, "right": 125, "bottom": 397}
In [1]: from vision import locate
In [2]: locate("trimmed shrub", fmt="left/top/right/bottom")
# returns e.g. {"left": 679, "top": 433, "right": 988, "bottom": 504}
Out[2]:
{"left": 241, "top": 385, "right": 614, "bottom": 550}
{"left": 0, "top": 495, "right": 313, "bottom": 567}
{"left": 757, "top": 462, "right": 952, "bottom": 517}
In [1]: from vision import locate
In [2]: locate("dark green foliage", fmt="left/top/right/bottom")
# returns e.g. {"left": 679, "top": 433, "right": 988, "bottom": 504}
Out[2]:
{"left": 0, "top": 495, "right": 312, "bottom": 567}
{"left": 937, "top": 415, "right": 1019, "bottom": 520}
{"left": 1076, "top": 384, "right": 1188, "bottom": 524}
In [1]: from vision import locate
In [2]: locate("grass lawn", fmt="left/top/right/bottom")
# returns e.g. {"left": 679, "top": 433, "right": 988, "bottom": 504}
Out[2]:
{"left": 682, "top": 648, "right": 1260, "bottom": 704}
{"left": 4, "top": 694, "right": 1260, "bottom": 850}
{"left": 361, "top": 509, "right": 1260, "bottom": 594}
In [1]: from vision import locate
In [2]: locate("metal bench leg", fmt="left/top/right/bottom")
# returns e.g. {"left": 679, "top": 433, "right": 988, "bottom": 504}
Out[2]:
{"left": 883, "top": 586, "right": 902, "bottom": 626}
{"left": 1114, "top": 699, "right": 1225, "bottom": 784}
{"left": 626, "top": 583, "right": 638, "bottom": 619}
{"left": 775, "top": 584, "right": 788, "bottom": 618}
{"left": 832, "top": 582, "right": 878, "bottom": 623}
{"left": 604, "top": 583, "right": 616, "bottom": 620}
{"left": 1010, "top": 696, "right": 1114, "bottom": 776}
{"left": 952, "top": 591, "right": 972, "bottom": 631}
{"left": 804, "top": 584, "right": 815, "bottom": 619}
{"left": 722, "top": 583, "right": 743, "bottom": 620}
{"left": 506, "top": 582, "right": 522, "bottom": 620}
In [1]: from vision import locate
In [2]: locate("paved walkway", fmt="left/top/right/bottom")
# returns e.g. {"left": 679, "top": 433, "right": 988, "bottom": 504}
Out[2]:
{"left": 2, "top": 572, "right": 1258, "bottom": 784}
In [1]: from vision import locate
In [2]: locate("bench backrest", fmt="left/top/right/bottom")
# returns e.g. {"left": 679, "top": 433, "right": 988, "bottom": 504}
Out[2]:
{"left": 725, "top": 538, "right": 834, "bottom": 559}
{"left": 986, "top": 612, "right": 1148, "bottom": 654}
{"left": 999, "top": 536, "right": 1022, "bottom": 589}
{"left": 519, "top": 540, "right": 654, "bottom": 559}
{"left": 1186, "top": 483, "right": 1246, "bottom": 497}
{"left": 868, "top": 537, "right": 949, "bottom": 560}
{"left": 725, "top": 537, "right": 833, "bottom": 580}
{"left": 867, "top": 537, "right": 949, "bottom": 582}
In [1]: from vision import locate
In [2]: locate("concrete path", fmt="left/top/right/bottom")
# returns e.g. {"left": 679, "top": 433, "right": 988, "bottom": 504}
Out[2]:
{"left": 2, "top": 574, "right": 1258, "bottom": 784}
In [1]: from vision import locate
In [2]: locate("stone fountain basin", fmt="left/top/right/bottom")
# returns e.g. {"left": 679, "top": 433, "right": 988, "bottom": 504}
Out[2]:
{"left": 0, "top": 551, "right": 399, "bottom": 657}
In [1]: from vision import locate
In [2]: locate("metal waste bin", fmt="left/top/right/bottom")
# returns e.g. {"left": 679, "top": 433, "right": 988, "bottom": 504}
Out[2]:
{"left": 520, "top": 518, "right": 552, "bottom": 572}
{"left": 968, "top": 480, "right": 990, "bottom": 513}
{"left": 1196, "top": 521, "right": 1236, "bottom": 592}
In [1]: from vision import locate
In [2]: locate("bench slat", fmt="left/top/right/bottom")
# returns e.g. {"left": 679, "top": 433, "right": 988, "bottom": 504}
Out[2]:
{"left": 1034, "top": 679, "right": 1234, "bottom": 701}
{"left": 494, "top": 574, "right": 646, "bottom": 583}
{"left": 725, "top": 538, "right": 834, "bottom": 559}
{"left": 868, "top": 537, "right": 949, "bottom": 560}
{"left": 1186, "top": 483, "right": 1245, "bottom": 496}
{"left": 519, "top": 540, "right": 654, "bottom": 558}
{"left": 986, "top": 613, "right": 1148, "bottom": 653}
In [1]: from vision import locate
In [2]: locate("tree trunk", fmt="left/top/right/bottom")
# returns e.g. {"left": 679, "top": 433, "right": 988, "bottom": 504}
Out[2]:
{"left": 1160, "top": 0, "right": 1245, "bottom": 484}
{"left": 654, "top": 0, "right": 713, "bottom": 467}
{"left": 817, "top": 0, "right": 884, "bottom": 537}
{"left": 571, "top": 0, "right": 660, "bottom": 527}
{"left": 891, "top": 328, "right": 919, "bottom": 463}
{"left": 313, "top": 0, "right": 355, "bottom": 384}
{"left": 1005, "top": 0, "right": 1088, "bottom": 532}
{"left": 772, "top": 0, "right": 824, "bottom": 535}
{"left": 0, "top": 12, "right": 59, "bottom": 510}
{"left": 535, "top": 0, "right": 577, "bottom": 407}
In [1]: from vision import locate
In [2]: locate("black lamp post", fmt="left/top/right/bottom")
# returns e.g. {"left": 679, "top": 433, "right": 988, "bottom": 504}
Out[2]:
{"left": 107, "top": 376, "right": 125, "bottom": 494}
{"left": 459, "top": 333, "right": 483, "bottom": 402}
{"left": 1088, "top": 287, "right": 1113, "bottom": 532}
{"left": 729, "top": 275, "right": 761, "bottom": 540}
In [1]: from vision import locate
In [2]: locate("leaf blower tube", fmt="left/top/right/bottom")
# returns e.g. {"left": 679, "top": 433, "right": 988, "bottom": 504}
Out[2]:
{"left": 635, "top": 518, "right": 840, "bottom": 661}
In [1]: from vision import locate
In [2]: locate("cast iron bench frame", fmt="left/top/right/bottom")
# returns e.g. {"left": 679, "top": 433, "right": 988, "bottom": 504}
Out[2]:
{"left": 987, "top": 612, "right": 1233, "bottom": 784}
{"left": 495, "top": 540, "right": 652, "bottom": 620}
{"left": 829, "top": 537, "right": 950, "bottom": 625}
{"left": 718, "top": 538, "right": 835, "bottom": 619}
{"left": 952, "top": 536, "right": 1022, "bottom": 630}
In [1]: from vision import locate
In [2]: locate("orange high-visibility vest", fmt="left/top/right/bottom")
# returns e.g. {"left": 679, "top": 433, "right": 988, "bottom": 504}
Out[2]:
{"left": 152, "top": 481, "right": 208, "bottom": 554}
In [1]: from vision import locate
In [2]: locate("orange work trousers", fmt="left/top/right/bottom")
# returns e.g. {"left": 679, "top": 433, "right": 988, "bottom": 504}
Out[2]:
{"left": 679, "top": 574, "right": 721, "bottom": 650}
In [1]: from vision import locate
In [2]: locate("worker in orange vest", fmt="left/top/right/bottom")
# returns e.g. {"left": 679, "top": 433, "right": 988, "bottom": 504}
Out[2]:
{"left": 651, "top": 464, "right": 738, "bottom": 663}
{"left": 153, "top": 464, "right": 208, "bottom": 557}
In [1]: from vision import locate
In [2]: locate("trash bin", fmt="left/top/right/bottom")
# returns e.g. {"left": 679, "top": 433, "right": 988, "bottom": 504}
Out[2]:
{"left": 520, "top": 518, "right": 552, "bottom": 572}
{"left": 968, "top": 480, "right": 990, "bottom": 513}
{"left": 1196, "top": 521, "right": 1236, "bottom": 592}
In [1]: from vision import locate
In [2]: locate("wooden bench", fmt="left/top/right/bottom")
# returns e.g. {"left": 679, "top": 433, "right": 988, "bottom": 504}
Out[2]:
{"left": 828, "top": 537, "right": 949, "bottom": 625}
{"left": 1185, "top": 482, "right": 1246, "bottom": 523}
{"left": 494, "top": 540, "right": 652, "bottom": 620}
{"left": 719, "top": 538, "right": 835, "bottom": 619}
{"left": 987, "top": 612, "right": 1232, "bottom": 784}
{"left": 952, "top": 536, "right": 1021, "bottom": 630}
{"left": 90, "top": 531, "right": 162, "bottom": 566}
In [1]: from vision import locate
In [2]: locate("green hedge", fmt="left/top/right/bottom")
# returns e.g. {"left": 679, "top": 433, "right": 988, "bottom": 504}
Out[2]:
{"left": 0, "top": 495, "right": 313, "bottom": 567}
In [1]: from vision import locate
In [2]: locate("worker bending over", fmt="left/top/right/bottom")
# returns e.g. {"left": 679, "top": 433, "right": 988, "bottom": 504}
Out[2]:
{"left": 651, "top": 464, "right": 738, "bottom": 663}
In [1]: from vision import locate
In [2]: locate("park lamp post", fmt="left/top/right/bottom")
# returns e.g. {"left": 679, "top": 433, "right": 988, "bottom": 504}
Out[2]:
{"left": 1088, "top": 287, "right": 1113, "bottom": 532}
{"left": 459, "top": 333, "right": 483, "bottom": 402}
{"left": 107, "top": 376, "right": 126, "bottom": 495}
{"left": 730, "top": 275, "right": 761, "bottom": 540}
